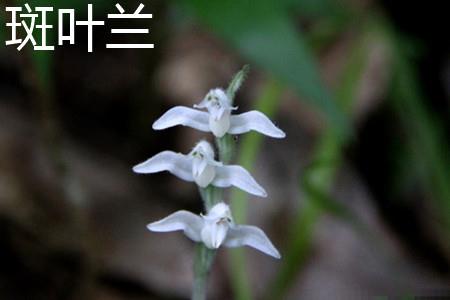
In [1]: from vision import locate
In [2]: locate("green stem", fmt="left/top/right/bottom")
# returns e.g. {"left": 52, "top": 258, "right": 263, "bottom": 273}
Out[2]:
{"left": 192, "top": 136, "right": 234, "bottom": 300}
{"left": 216, "top": 134, "right": 234, "bottom": 163}
{"left": 193, "top": 185, "right": 221, "bottom": 300}
{"left": 191, "top": 65, "right": 250, "bottom": 300}
{"left": 199, "top": 186, "right": 222, "bottom": 211}
{"left": 192, "top": 244, "right": 217, "bottom": 300}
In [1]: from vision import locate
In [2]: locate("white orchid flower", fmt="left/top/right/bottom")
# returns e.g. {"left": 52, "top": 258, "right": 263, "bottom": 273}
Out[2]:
{"left": 152, "top": 88, "right": 286, "bottom": 138}
{"left": 147, "top": 202, "right": 281, "bottom": 259}
{"left": 133, "top": 140, "right": 267, "bottom": 197}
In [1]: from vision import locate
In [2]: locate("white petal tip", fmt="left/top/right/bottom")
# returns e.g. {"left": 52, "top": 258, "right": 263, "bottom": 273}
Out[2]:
{"left": 132, "top": 165, "right": 144, "bottom": 173}
{"left": 132, "top": 164, "right": 152, "bottom": 174}
{"left": 273, "top": 130, "right": 286, "bottom": 139}
{"left": 146, "top": 223, "right": 155, "bottom": 231}
{"left": 152, "top": 122, "right": 163, "bottom": 130}
{"left": 253, "top": 189, "right": 268, "bottom": 198}
{"left": 273, "top": 252, "right": 281, "bottom": 259}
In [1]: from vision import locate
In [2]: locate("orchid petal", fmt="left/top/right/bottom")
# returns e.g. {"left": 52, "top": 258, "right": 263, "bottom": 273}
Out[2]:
{"left": 147, "top": 211, "right": 203, "bottom": 242}
{"left": 209, "top": 114, "right": 231, "bottom": 138}
{"left": 192, "top": 156, "right": 208, "bottom": 177}
{"left": 212, "top": 165, "right": 267, "bottom": 197}
{"left": 205, "top": 202, "right": 232, "bottom": 220}
{"left": 207, "top": 157, "right": 223, "bottom": 167}
{"left": 133, "top": 151, "right": 194, "bottom": 182}
{"left": 224, "top": 225, "right": 281, "bottom": 259}
{"left": 193, "top": 101, "right": 208, "bottom": 109}
{"left": 193, "top": 163, "right": 216, "bottom": 188}
{"left": 152, "top": 106, "right": 210, "bottom": 132}
{"left": 191, "top": 140, "right": 216, "bottom": 159}
{"left": 229, "top": 111, "right": 286, "bottom": 138}
{"left": 211, "top": 106, "right": 227, "bottom": 121}
{"left": 201, "top": 221, "right": 229, "bottom": 249}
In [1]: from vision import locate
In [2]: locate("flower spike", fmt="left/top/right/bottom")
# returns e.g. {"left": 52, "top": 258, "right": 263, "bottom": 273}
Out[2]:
{"left": 152, "top": 88, "right": 285, "bottom": 138}
{"left": 133, "top": 140, "right": 267, "bottom": 197}
{"left": 147, "top": 202, "right": 281, "bottom": 259}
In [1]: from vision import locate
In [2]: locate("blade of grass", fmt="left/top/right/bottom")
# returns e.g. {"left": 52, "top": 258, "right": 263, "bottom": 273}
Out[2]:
{"left": 228, "top": 80, "right": 284, "bottom": 300}
{"left": 268, "top": 130, "right": 341, "bottom": 299}
{"left": 367, "top": 16, "right": 450, "bottom": 230}
{"left": 388, "top": 31, "right": 450, "bottom": 227}
{"left": 268, "top": 22, "right": 378, "bottom": 298}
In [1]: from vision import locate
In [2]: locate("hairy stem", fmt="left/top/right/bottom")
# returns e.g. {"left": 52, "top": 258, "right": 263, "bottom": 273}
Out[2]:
{"left": 191, "top": 66, "right": 248, "bottom": 300}
{"left": 192, "top": 244, "right": 216, "bottom": 300}
{"left": 216, "top": 134, "right": 234, "bottom": 163}
{"left": 199, "top": 186, "right": 222, "bottom": 211}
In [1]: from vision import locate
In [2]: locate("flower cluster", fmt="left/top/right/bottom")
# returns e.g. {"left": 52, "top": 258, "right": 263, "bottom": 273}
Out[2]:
{"left": 133, "top": 72, "right": 285, "bottom": 260}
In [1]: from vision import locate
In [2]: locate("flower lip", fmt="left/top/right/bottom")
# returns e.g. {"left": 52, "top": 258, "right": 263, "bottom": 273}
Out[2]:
{"left": 190, "top": 141, "right": 221, "bottom": 187}
{"left": 200, "top": 203, "right": 233, "bottom": 249}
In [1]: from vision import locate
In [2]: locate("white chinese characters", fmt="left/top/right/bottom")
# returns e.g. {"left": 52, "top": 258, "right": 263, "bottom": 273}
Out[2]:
{"left": 107, "top": 3, "right": 153, "bottom": 49}
{"left": 6, "top": 4, "right": 54, "bottom": 51}
{"left": 4, "top": 3, "right": 154, "bottom": 52}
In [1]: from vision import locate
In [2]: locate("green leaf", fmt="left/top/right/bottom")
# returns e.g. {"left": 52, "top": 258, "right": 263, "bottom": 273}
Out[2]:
{"left": 282, "top": 0, "right": 349, "bottom": 19}
{"left": 368, "top": 16, "right": 450, "bottom": 229}
{"left": 179, "top": 0, "right": 351, "bottom": 139}
{"left": 268, "top": 21, "right": 379, "bottom": 299}
{"left": 390, "top": 38, "right": 450, "bottom": 226}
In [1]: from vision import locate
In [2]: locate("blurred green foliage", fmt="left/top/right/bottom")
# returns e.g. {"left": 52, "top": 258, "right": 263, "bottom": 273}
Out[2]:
{"left": 179, "top": 0, "right": 351, "bottom": 140}
{"left": 388, "top": 30, "right": 450, "bottom": 226}
{"left": 268, "top": 21, "right": 376, "bottom": 299}
{"left": 229, "top": 80, "right": 284, "bottom": 300}
{"left": 222, "top": 7, "right": 449, "bottom": 297}
{"left": 177, "top": 0, "right": 450, "bottom": 298}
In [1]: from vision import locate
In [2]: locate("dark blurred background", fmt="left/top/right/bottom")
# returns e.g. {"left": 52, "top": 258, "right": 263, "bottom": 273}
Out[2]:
{"left": 0, "top": 0, "right": 449, "bottom": 299}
